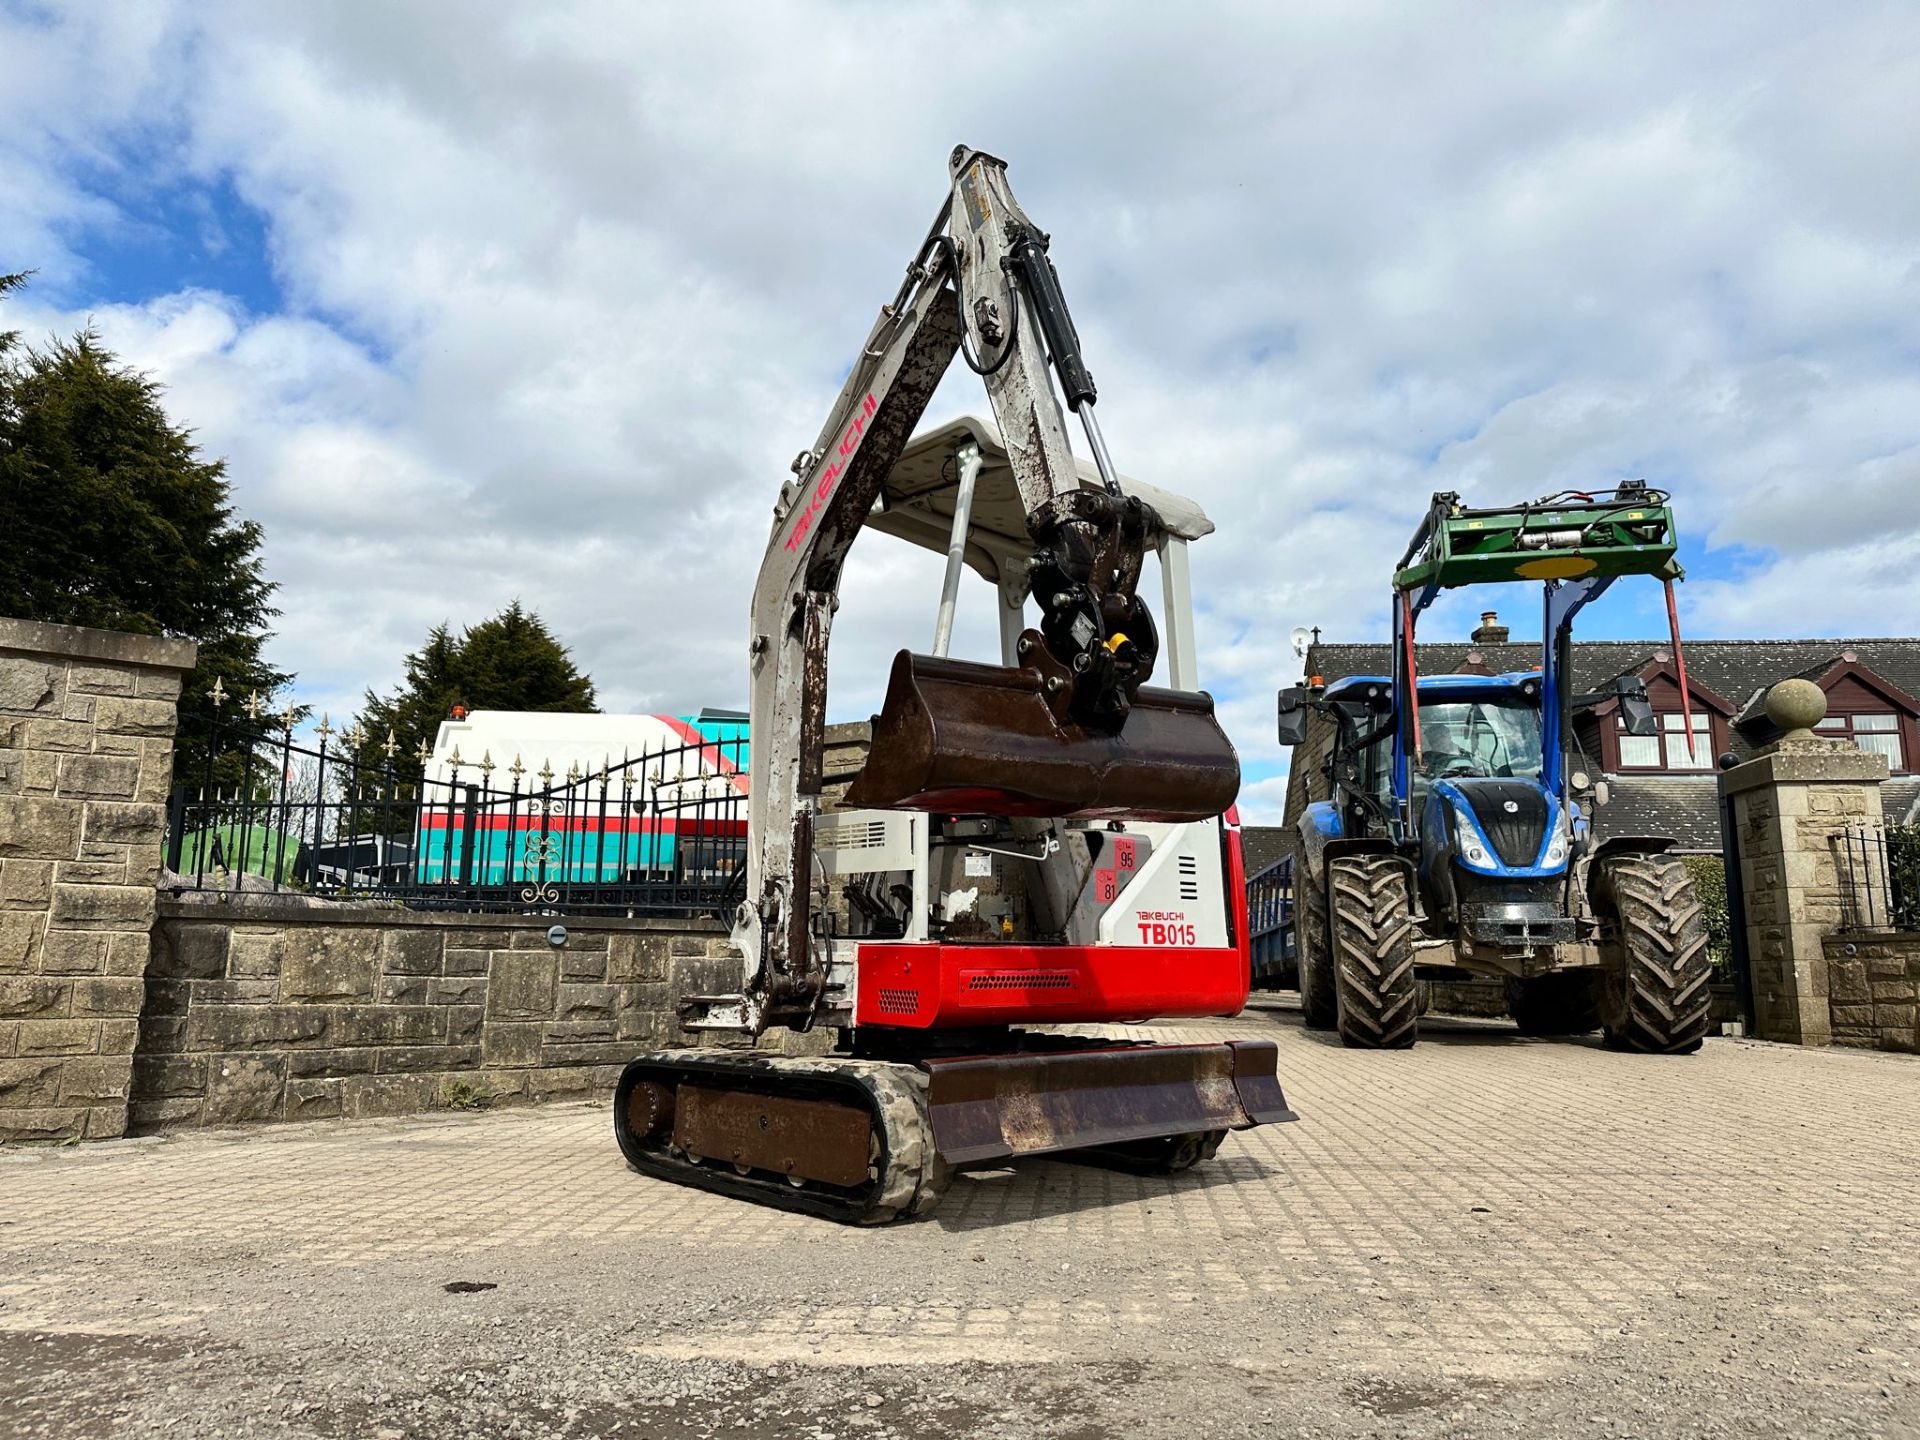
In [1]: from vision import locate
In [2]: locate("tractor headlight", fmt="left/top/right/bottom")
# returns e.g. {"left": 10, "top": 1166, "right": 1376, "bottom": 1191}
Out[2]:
{"left": 1451, "top": 805, "right": 1497, "bottom": 872}
{"left": 1542, "top": 811, "right": 1571, "bottom": 868}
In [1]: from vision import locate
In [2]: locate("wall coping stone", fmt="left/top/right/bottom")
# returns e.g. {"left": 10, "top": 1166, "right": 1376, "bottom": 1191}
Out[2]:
{"left": 1719, "top": 736, "right": 1889, "bottom": 796}
{"left": 1823, "top": 930, "right": 1920, "bottom": 949}
{"left": 0, "top": 616, "right": 198, "bottom": 672}
{"left": 157, "top": 897, "right": 726, "bottom": 933}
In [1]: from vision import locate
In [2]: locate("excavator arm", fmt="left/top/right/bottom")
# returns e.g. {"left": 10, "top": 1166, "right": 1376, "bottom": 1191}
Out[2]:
{"left": 763, "top": 147, "right": 1160, "bottom": 717}
{"left": 727, "top": 146, "right": 1236, "bottom": 1031}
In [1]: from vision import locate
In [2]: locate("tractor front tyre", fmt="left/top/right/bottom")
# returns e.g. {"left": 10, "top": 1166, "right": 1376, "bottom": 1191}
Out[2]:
{"left": 1503, "top": 972, "right": 1601, "bottom": 1036}
{"left": 1294, "top": 863, "right": 1337, "bottom": 1030}
{"left": 1595, "top": 853, "right": 1712, "bottom": 1055}
{"left": 1328, "top": 855, "right": 1418, "bottom": 1049}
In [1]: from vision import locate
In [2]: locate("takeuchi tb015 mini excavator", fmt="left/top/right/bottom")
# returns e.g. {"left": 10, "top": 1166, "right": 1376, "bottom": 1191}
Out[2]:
{"left": 610, "top": 147, "right": 1295, "bottom": 1222}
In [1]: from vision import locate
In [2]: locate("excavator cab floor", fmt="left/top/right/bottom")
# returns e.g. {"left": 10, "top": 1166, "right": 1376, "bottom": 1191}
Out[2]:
{"left": 843, "top": 648, "right": 1240, "bottom": 822}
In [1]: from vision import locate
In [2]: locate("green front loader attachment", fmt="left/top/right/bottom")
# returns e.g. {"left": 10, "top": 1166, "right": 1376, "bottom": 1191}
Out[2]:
{"left": 1394, "top": 484, "right": 1683, "bottom": 595}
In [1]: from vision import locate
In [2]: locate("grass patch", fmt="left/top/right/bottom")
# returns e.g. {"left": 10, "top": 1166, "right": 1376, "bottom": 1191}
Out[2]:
{"left": 442, "top": 1079, "right": 495, "bottom": 1112}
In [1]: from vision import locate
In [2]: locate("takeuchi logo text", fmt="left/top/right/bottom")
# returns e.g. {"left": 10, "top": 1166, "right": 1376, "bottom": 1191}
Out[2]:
{"left": 784, "top": 393, "right": 879, "bottom": 553}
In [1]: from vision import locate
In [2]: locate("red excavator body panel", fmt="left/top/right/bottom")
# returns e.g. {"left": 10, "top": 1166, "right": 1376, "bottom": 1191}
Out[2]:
{"left": 852, "top": 941, "right": 1249, "bottom": 1028}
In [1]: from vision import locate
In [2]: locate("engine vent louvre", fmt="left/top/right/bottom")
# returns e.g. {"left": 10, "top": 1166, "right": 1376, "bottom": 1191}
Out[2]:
{"left": 876, "top": 987, "right": 921, "bottom": 1014}
{"left": 818, "top": 819, "right": 888, "bottom": 851}
{"left": 963, "top": 971, "right": 1076, "bottom": 992}
{"left": 1178, "top": 853, "right": 1201, "bottom": 901}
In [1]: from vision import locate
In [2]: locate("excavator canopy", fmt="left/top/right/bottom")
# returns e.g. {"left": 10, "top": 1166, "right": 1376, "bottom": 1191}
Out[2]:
{"left": 845, "top": 417, "right": 1239, "bottom": 821}
{"left": 863, "top": 415, "right": 1214, "bottom": 559}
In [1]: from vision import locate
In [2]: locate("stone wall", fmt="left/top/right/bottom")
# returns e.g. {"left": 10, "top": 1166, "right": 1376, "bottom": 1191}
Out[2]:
{"left": 1720, "top": 734, "right": 1889, "bottom": 1045}
{"left": 0, "top": 618, "right": 197, "bottom": 1141}
{"left": 1824, "top": 932, "right": 1920, "bottom": 1054}
{"left": 136, "top": 903, "right": 743, "bottom": 1129}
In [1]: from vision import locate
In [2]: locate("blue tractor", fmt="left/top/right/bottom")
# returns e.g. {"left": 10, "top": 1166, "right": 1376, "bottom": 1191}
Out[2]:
{"left": 1277, "top": 484, "right": 1713, "bottom": 1052}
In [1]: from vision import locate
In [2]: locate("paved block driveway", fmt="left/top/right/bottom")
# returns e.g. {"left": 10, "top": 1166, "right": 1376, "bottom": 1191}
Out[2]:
{"left": 4, "top": 1006, "right": 1918, "bottom": 1439}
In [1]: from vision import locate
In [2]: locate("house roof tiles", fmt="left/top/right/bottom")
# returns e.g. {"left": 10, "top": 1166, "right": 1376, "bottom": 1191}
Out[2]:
{"left": 1305, "top": 638, "right": 1920, "bottom": 719}
{"left": 1592, "top": 775, "right": 1724, "bottom": 851}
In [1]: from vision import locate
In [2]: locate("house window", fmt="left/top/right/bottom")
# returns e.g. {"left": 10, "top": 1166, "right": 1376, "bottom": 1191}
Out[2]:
{"left": 1815, "top": 712, "right": 1905, "bottom": 770}
{"left": 1617, "top": 711, "right": 1713, "bottom": 771}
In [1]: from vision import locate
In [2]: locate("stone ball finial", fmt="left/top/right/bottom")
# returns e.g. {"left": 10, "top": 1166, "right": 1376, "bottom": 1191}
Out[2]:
{"left": 1765, "top": 678, "right": 1826, "bottom": 736}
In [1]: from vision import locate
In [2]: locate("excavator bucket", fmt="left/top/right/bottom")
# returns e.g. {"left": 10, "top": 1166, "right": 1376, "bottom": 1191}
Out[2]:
{"left": 843, "top": 649, "right": 1240, "bottom": 822}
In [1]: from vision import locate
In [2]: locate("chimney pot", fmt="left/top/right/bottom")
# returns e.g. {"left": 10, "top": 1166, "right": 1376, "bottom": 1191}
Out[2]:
{"left": 1470, "top": 610, "right": 1510, "bottom": 646}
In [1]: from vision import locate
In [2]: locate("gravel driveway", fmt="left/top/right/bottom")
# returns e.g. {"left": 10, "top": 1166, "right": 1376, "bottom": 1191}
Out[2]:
{"left": 4, "top": 1004, "right": 1917, "bottom": 1438}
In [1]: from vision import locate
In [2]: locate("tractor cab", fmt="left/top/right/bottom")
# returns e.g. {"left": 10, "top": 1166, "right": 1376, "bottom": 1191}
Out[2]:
{"left": 1403, "top": 673, "right": 1579, "bottom": 953}
{"left": 1306, "top": 670, "right": 1579, "bottom": 951}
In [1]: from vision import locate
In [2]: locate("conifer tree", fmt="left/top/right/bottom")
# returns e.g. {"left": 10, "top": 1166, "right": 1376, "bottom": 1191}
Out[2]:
{"left": 352, "top": 602, "right": 597, "bottom": 779}
{"left": 0, "top": 272, "right": 290, "bottom": 781}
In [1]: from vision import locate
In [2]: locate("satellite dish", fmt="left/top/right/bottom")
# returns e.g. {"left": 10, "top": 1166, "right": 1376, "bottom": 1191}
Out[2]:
{"left": 1290, "top": 626, "right": 1312, "bottom": 660}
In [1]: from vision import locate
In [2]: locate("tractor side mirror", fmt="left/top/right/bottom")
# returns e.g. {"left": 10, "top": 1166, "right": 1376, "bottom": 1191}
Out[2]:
{"left": 1572, "top": 769, "right": 1611, "bottom": 808}
{"left": 1616, "top": 677, "right": 1657, "bottom": 737}
{"left": 1277, "top": 686, "right": 1312, "bottom": 747}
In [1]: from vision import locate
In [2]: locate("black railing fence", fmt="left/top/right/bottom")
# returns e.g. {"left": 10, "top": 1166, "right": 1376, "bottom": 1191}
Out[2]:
{"left": 1834, "top": 823, "right": 1920, "bottom": 933}
{"left": 1247, "top": 854, "right": 1295, "bottom": 987}
{"left": 164, "top": 696, "right": 749, "bottom": 918}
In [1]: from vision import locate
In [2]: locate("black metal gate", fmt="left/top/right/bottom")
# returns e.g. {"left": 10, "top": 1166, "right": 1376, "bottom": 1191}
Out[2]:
{"left": 164, "top": 702, "right": 749, "bottom": 918}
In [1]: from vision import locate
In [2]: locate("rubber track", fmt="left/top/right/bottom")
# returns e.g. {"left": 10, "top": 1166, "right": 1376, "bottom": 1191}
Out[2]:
{"left": 613, "top": 1051, "right": 951, "bottom": 1225}
{"left": 1328, "top": 855, "right": 1418, "bottom": 1049}
{"left": 1504, "top": 971, "right": 1602, "bottom": 1036}
{"left": 1295, "top": 859, "right": 1337, "bottom": 1030}
{"left": 1596, "top": 854, "right": 1712, "bottom": 1055}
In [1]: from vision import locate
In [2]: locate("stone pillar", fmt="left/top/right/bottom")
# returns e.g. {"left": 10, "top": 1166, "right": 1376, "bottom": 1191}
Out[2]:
{"left": 0, "top": 618, "right": 197, "bottom": 1141}
{"left": 1719, "top": 680, "right": 1889, "bottom": 1046}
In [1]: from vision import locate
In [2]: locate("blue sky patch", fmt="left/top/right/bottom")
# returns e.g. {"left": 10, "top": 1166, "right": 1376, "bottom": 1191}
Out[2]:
{"left": 56, "top": 169, "right": 282, "bottom": 318}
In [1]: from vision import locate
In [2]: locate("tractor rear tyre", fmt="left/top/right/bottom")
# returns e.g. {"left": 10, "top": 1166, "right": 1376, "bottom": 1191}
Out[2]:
{"left": 1294, "top": 862, "right": 1337, "bottom": 1030}
{"left": 1595, "top": 853, "right": 1712, "bottom": 1055}
{"left": 1328, "top": 855, "right": 1418, "bottom": 1049}
{"left": 1503, "top": 972, "right": 1601, "bottom": 1036}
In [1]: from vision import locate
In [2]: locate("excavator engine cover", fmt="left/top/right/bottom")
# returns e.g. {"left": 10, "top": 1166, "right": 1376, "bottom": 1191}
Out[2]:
{"left": 844, "top": 647, "right": 1239, "bottom": 821}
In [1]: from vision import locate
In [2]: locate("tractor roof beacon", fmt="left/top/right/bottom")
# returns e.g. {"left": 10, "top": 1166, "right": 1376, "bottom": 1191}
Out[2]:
{"left": 1278, "top": 485, "right": 1714, "bottom": 1054}
{"left": 610, "top": 147, "right": 1296, "bottom": 1224}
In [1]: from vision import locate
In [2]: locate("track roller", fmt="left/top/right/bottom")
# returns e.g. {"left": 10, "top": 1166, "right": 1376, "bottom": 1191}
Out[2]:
{"left": 613, "top": 1050, "right": 950, "bottom": 1225}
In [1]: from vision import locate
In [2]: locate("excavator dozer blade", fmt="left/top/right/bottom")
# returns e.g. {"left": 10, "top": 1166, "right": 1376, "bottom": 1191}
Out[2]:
{"left": 843, "top": 650, "right": 1240, "bottom": 822}
{"left": 923, "top": 1038, "right": 1295, "bottom": 1168}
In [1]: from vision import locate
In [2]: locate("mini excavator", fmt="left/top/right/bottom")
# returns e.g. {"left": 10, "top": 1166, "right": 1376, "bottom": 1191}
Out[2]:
{"left": 612, "top": 146, "right": 1295, "bottom": 1222}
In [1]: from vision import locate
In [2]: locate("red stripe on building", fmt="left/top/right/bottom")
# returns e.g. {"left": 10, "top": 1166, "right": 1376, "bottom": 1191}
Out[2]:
{"left": 652, "top": 715, "right": 751, "bottom": 795}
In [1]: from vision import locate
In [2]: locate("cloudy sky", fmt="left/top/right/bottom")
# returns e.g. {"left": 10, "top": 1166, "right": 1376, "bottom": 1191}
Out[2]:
{"left": 4, "top": 1, "right": 1917, "bottom": 821}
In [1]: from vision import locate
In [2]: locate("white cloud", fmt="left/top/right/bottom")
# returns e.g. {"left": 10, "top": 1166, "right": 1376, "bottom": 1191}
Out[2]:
{"left": 4, "top": 0, "right": 1919, "bottom": 781}
{"left": 1236, "top": 775, "right": 1294, "bottom": 829}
